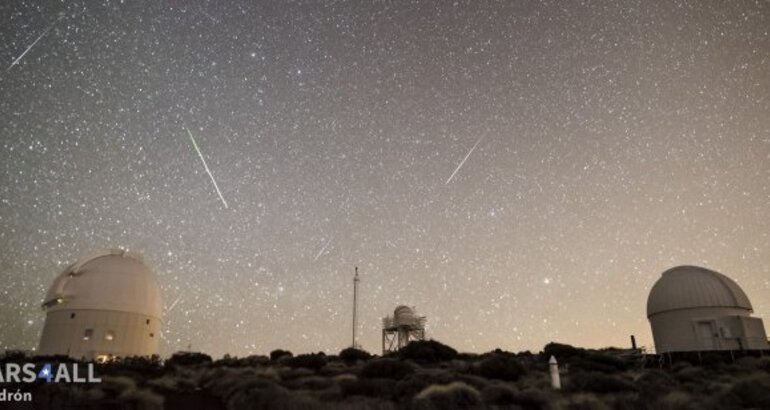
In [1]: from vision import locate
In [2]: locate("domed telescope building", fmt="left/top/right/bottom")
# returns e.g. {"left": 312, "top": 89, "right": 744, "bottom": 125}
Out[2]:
{"left": 647, "top": 265, "right": 769, "bottom": 353}
{"left": 382, "top": 305, "right": 426, "bottom": 354}
{"left": 38, "top": 249, "right": 162, "bottom": 361}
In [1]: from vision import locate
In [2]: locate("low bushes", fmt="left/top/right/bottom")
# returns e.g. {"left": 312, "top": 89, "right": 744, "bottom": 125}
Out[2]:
{"left": 568, "top": 372, "right": 637, "bottom": 394}
{"left": 543, "top": 342, "right": 584, "bottom": 360}
{"left": 718, "top": 374, "right": 770, "bottom": 409}
{"left": 165, "top": 352, "right": 212, "bottom": 368}
{"left": 397, "top": 340, "right": 458, "bottom": 363}
{"left": 413, "top": 382, "right": 482, "bottom": 409}
{"left": 475, "top": 352, "right": 526, "bottom": 381}
{"left": 360, "top": 358, "right": 414, "bottom": 380}
{"left": 286, "top": 353, "right": 327, "bottom": 371}
{"left": 339, "top": 347, "right": 373, "bottom": 364}
{"left": 339, "top": 377, "right": 396, "bottom": 398}
{"left": 270, "top": 349, "right": 293, "bottom": 362}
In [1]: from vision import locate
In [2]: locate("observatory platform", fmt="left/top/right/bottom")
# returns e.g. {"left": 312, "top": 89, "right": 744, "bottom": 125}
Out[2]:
{"left": 382, "top": 305, "right": 426, "bottom": 355}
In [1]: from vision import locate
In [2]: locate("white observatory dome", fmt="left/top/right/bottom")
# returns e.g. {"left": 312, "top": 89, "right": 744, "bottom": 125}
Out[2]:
{"left": 646, "top": 265, "right": 768, "bottom": 353}
{"left": 43, "top": 249, "right": 162, "bottom": 319}
{"left": 394, "top": 305, "right": 415, "bottom": 325}
{"left": 38, "top": 249, "right": 163, "bottom": 360}
{"left": 382, "top": 305, "right": 426, "bottom": 354}
{"left": 647, "top": 265, "right": 752, "bottom": 318}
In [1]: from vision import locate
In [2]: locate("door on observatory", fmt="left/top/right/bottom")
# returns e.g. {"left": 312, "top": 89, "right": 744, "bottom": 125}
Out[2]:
{"left": 696, "top": 321, "right": 718, "bottom": 349}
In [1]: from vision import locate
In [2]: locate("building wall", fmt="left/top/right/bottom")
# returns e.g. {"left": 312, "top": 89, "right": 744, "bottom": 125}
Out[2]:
{"left": 738, "top": 316, "right": 770, "bottom": 350}
{"left": 650, "top": 307, "right": 768, "bottom": 353}
{"left": 38, "top": 309, "right": 161, "bottom": 360}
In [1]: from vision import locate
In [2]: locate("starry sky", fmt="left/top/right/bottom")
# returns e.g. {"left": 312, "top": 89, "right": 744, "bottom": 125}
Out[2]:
{"left": 1, "top": 0, "right": 768, "bottom": 358}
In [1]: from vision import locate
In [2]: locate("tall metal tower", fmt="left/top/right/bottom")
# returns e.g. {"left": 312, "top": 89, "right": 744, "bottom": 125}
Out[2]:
{"left": 352, "top": 267, "right": 360, "bottom": 349}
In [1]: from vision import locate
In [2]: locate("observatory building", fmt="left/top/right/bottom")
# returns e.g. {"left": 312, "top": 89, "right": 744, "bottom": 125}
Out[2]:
{"left": 647, "top": 265, "right": 769, "bottom": 353}
{"left": 38, "top": 249, "right": 162, "bottom": 361}
{"left": 382, "top": 305, "right": 426, "bottom": 354}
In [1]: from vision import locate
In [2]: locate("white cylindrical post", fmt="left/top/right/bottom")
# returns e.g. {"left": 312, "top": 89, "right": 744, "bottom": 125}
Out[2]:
{"left": 549, "top": 355, "right": 561, "bottom": 389}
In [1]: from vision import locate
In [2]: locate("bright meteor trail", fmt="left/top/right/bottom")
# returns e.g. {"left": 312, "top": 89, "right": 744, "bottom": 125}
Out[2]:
{"left": 445, "top": 136, "right": 484, "bottom": 185}
{"left": 313, "top": 237, "right": 332, "bottom": 262}
{"left": 186, "top": 128, "right": 229, "bottom": 208}
{"left": 6, "top": 16, "right": 64, "bottom": 73}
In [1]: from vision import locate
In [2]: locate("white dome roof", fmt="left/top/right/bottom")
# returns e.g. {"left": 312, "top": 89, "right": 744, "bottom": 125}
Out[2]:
{"left": 43, "top": 249, "right": 162, "bottom": 319}
{"left": 647, "top": 265, "right": 752, "bottom": 317}
{"left": 394, "top": 305, "right": 414, "bottom": 315}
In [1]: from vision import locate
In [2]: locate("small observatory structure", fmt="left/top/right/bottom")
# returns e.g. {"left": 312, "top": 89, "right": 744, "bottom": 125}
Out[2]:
{"left": 382, "top": 305, "right": 426, "bottom": 354}
{"left": 647, "top": 265, "right": 769, "bottom": 353}
{"left": 38, "top": 249, "right": 162, "bottom": 361}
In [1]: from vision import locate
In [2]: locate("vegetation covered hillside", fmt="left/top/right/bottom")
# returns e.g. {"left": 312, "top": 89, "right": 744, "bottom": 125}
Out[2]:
{"left": 2, "top": 341, "right": 770, "bottom": 409}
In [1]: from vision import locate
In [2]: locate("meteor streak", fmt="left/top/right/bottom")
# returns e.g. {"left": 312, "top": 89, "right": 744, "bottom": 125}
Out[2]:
{"left": 313, "top": 237, "right": 332, "bottom": 261}
{"left": 186, "top": 127, "right": 229, "bottom": 208}
{"left": 445, "top": 136, "right": 484, "bottom": 185}
{"left": 166, "top": 294, "right": 183, "bottom": 314}
{"left": 6, "top": 16, "right": 64, "bottom": 73}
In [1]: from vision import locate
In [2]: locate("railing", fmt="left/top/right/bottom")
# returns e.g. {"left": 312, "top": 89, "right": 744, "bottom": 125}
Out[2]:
{"left": 644, "top": 336, "right": 770, "bottom": 355}
{"left": 382, "top": 316, "right": 426, "bottom": 329}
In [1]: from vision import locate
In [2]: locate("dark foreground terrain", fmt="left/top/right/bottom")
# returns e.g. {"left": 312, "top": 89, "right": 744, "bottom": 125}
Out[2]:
{"left": 2, "top": 341, "right": 770, "bottom": 409}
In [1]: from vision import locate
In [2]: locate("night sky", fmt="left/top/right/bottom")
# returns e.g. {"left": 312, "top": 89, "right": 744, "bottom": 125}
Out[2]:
{"left": 1, "top": 1, "right": 768, "bottom": 358}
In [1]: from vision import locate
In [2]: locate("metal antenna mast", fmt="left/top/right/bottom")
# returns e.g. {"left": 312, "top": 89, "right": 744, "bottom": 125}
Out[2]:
{"left": 352, "top": 266, "right": 360, "bottom": 348}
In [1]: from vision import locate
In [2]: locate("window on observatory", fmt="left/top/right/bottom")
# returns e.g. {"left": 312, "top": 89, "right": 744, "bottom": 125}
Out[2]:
{"left": 105, "top": 331, "right": 115, "bottom": 341}
{"left": 83, "top": 329, "right": 93, "bottom": 340}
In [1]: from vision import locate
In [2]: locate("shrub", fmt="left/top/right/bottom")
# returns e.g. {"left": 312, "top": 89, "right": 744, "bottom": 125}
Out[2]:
{"left": 215, "top": 354, "right": 270, "bottom": 367}
{"left": 700, "top": 352, "right": 728, "bottom": 369}
{"left": 480, "top": 384, "right": 518, "bottom": 406}
{"left": 204, "top": 373, "right": 273, "bottom": 401}
{"left": 286, "top": 353, "right": 327, "bottom": 371}
{"left": 563, "top": 393, "right": 610, "bottom": 410}
{"left": 339, "top": 347, "right": 373, "bottom": 364}
{"left": 270, "top": 349, "right": 293, "bottom": 362}
{"left": 224, "top": 381, "right": 293, "bottom": 410}
{"left": 673, "top": 365, "right": 707, "bottom": 383}
{"left": 453, "top": 373, "right": 489, "bottom": 391}
{"left": 572, "top": 353, "right": 631, "bottom": 373}
{"left": 414, "top": 382, "right": 482, "bottom": 409}
{"left": 318, "top": 361, "right": 350, "bottom": 377}
{"left": 360, "top": 358, "right": 414, "bottom": 380}
{"left": 718, "top": 374, "right": 770, "bottom": 409}
{"left": 166, "top": 351, "right": 212, "bottom": 368}
{"left": 481, "top": 385, "right": 556, "bottom": 409}
{"left": 532, "top": 391, "right": 564, "bottom": 409}
{"left": 394, "top": 371, "right": 455, "bottom": 402}
{"left": 284, "top": 375, "right": 335, "bottom": 390}
{"left": 339, "top": 377, "right": 396, "bottom": 398}
{"left": 334, "top": 373, "right": 357, "bottom": 383}
{"left": 635, "top": 369, "right": 677, "bottom": 397}
{"left": 278, "top": 367, "right": 314, "bottom": 380}
{"left": 475, "top": 353, "right": 526, "bottom": 381}
{"left": 569, "top": 372, "right": 637, "bottom": 394}
{"left": 100, "top": 355, "right": 164, "bottom": 378}
{"left": 0, "top": 350, "right": 27, "bottom": 364}
{"left": 397, "top": 340, "right": 458, "bottom": 363}
{"left": 733, "top": 356, "right": 760, "bottom": 370}
{"left": 517, "top": 350, "right": 535, "bottom": 358}
{"left": 164, "top": 390, "right": 224, "bottom": 410}
{"left": 543, "top": 342, "right": 583, "bottom": 360}
{"left": 118, "top": 388, "right": 164, "bottom": 410}
{"left": 760, "top": 357, "right": 770, "bottom": 373}
{"left": 659, "top": 391, "right": 698, "bottom": 410}
{"left": 99, "top": 376, "right": 137, "bottom": 396}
